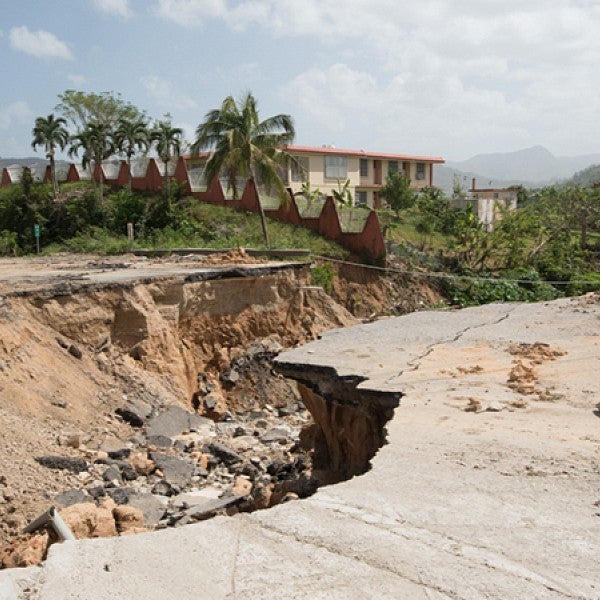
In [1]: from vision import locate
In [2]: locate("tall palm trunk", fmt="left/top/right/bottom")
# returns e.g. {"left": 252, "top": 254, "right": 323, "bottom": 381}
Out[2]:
{"left": 99, "top": 169, "right": 104, "bottom": 206}
{"left": 94, "top": 155, "right": 104, "bottom": 206}
{"left": 163, "top": 159, "right": 169, "bottom": 199}
{"left": 250, "top": 168, "right": 270, "bottom": 248}
{"left": 127, "top": 153, "right": 133, "bottom": 192}
{"left": 48, "top": 148, "right": 58, "bottom": 199}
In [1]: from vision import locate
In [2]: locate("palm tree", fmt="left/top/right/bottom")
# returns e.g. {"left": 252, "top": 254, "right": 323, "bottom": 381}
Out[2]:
{"left": 191, "top": 92, "right": 295, "bottom": 247}
{"left": 113, "top": 117, "right": 149, "bottom": 191}
{"left": 68, "top": 121, "right": 114, "bottom": 204}
{"left": 150, "top": 120, "right": 183, "bottom": 198}
{"left": 31, "top": 114, "right": 69, "bottom": 198}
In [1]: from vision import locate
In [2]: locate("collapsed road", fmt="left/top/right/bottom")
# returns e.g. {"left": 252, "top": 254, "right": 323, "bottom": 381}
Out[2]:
{"left": 0, "top": 252, "right": 362, "bottom": 564}
{"left": 0, "top": 253, "right": 598, "bottom": 598}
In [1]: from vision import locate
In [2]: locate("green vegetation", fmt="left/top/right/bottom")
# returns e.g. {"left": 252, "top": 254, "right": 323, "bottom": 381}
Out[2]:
{"left": 442, "top": 270, "right": 560, "bottom": 308}
{"left": 384, "top": 183, "right": 600, "bottom": 306}
{"left": 331, "top": 179, "right": 353, "bottom": 207}
{"left": 68, "top": 120, "right": 115, "bottom": 204}
{"left": 310, "top": 262, "right": 336, "bottom": 293}
{"left": 113, "top": 117, "right": 150, "bottom": 191}
{"left": 0, "top": 180, "right": 346, "bottom": 258}
{"left": 379, "top": 172, "right": 416, "bottom": 217}
{"left": 191, "top": 92, "right": 295, "bottom": 247}
{"left": 150, "top": 118, "right": 183, "bottom": 199}
{"left": 31, "top": 114, "right": 69, "bottom": 199}
{"left": 56, "top": 90, "right": 145, "bottom": 131}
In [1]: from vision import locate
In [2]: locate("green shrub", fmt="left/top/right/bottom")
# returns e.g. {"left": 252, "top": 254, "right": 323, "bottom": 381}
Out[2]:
{"left": 46, "top": 226, "right": 133, "bottom": 255}
{"left": 0, "top": 230, "right": 18, "bottom": 255}
{"left": 106, "top": 189, "right": 147, "bottom": 235}
{"left": 310, "top": 262, "right": 336, "bottom": 294}
{"left": 444, "top": 270, "right": 561, "bottom": 307}
{"left": 564, "top": 271, "right": 600, "bottom": 296}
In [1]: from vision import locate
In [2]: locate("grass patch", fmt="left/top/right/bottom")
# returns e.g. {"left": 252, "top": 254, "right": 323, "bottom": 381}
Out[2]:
{"left": 380, "top": 207, "right": 448, "bottom": 252}
{"left": 42, "top": 197, "right": 349, "bottom": 258}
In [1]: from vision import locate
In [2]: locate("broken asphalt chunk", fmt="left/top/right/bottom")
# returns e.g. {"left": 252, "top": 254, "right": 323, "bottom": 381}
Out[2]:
{"left": 35, "top": 456, "right": 88, "bottom": 473}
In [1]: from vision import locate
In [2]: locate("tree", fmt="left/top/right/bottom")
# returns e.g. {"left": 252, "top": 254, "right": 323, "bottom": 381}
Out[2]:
{"left": 379, "top": 172, "right": 416, "bottom": 217}
{"left": 31, "top": 114, "right": 69, "bottom": 198}
{"left": 415, "top": 187, "right": 458, "bottom": 235}
{"left": 452, "top": 174, "right": 468, "bottom": 201}
{"left": 562, "top": 185, "right": 600, "bottom": 249}
{"left": 113, "top": 117, "right": 149, "bottom": 191}
{"left": 451, "top": 203, "right": 489, "bottom": 271}
{"left": 68, "top": 121, "right": 115, "bottom": 204}
{"left": 150, "top": 119, "right": 183, "bottom": 199}
{"left": 191, "top": 92, "right": 295, "bottom": 247}
{"left": 294, "top": 181, "right": 322, "bottom": 205}
{"left": 56, "top": 90, "right": 145, "bottom": 132}
{"left": 331, "top": 179, "right": 353, "bottom": 207}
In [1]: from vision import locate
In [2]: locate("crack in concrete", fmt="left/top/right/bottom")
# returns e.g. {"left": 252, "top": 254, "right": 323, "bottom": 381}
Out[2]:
{"left": 388, "top": 309, "right": 515, "bottom": 383}
{"left": 348, "top": 511, "right": 580, "bottom": 599}
{"left": 253, "top": 519, "right": 460, "bottom": 599}
{"left": 228, "top": 521, "right": 242, "bottom": 600}
{"left": 255, "top": 493, "right": 582, "bottom": 600}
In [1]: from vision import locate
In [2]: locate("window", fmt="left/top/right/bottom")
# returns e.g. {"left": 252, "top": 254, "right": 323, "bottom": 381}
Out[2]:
{"left": 356, "top": 190, "right": 368, "bottom": 206}
{"left": 388, "top": 160, "right": 399, "bottom": 174}
{"left": 416, "top": 162, "right": 426, "bottom": 180}
{"left": 359, "top": 159, "right": 368, "bottom": 177}
{"left": 324, "top": 155, "right": 347, "bottom": 179}
{"left": 291, "top": 156, "right": 309, "bottom": 182}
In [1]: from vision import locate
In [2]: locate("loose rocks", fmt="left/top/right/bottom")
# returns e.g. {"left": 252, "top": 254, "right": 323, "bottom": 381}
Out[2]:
{"left": 35, "top": 456, "right": 89, "bottom": 474}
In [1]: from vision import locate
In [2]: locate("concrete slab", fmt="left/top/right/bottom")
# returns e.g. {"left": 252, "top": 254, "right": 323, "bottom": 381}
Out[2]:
{"left": 1, "top": 295, "right": 598, "bottom": 599}
{"left": 0, "top": 254, "right": 306, "bottom": 297}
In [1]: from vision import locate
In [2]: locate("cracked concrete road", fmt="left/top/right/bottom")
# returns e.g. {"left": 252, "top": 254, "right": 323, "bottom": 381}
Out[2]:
{"left": 0, "top": 253, "right": 302, "bottom": 296}
{"left": 1, "top": 295, "right": 599, "bottom": 599}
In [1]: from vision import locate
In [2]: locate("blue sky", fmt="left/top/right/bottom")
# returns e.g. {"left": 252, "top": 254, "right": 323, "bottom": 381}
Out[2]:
{"left": 2, "top": 0, "right": 600, "bottom": 161}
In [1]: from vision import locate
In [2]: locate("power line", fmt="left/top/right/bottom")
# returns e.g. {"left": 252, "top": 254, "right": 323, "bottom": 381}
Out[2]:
{"left": 311, "top": 255, "right": 600, "bottom": 287}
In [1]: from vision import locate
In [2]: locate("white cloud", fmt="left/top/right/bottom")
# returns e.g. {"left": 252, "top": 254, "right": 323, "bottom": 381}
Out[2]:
{"left": 91, "top": 0, "right": 133, "bottom": 18}
{"left": 9, "top": 26, "right": 73, "bottom": 61}
{"left": 282, "top": 63, "right": 536, "bottom": 157}
{"left": 153, "top": 0, "right": 227, "bottom": 27}
{"left": 265, "top": 1, "right": 600, "bottom": 157}
{"left": 68, "top": 73, "right": 87, "bottom": 86}
{"left": 0, "top": 101, "right": 34, "bottom": 130}
{"left": 141, "top": 75, "right": 198, "bottom": 110}
{"left": 283, "top": 64, "right": 377, "bottom": 134}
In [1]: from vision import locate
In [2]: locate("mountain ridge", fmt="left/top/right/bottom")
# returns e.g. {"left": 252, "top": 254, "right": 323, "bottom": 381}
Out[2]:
{"left": 444, "top": 145, "right": 600, "bottom": 184}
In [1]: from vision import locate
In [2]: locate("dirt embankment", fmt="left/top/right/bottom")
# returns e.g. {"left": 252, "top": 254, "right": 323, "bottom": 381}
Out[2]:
{"left": 0, "top": 251, "right": 446, "bottom": 567}
{"left": 327, "top": 259, "right": 444, "bottom": 318}
{"left": 0, "top": 260, "right": 361, "bottom": 557}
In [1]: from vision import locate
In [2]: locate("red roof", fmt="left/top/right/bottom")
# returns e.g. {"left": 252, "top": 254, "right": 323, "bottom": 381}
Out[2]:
{"left": 283, "top": 144, "right": 445, "bottom": 164}
{"left": 185, "top": 145, "right": 445, "bottom": 164}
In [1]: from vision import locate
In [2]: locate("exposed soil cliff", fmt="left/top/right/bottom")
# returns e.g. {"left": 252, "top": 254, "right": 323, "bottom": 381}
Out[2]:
{"left": 0, "top": 252, "right": 447, "bottom": 567}
{"left": 0, "top": 260, "right": 358, "bottom": 554}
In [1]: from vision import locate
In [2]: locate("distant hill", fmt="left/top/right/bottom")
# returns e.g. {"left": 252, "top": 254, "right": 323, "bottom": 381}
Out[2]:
{"left": 445, "top": 146, "right": 600, "bottom": 185}
{"left": 563, "top": 163, "right": 600, "bottom": 188}
{"left": 433, "top": 165, "right": 527, "bottom": 195}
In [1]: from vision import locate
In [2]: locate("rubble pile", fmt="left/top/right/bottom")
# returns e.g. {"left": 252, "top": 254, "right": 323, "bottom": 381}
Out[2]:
{"left": 0, "top": 341, "right": 317, "bottom": 568}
